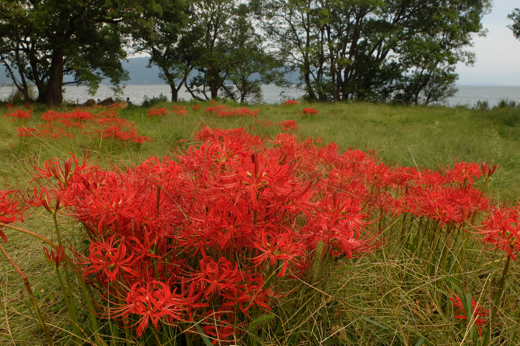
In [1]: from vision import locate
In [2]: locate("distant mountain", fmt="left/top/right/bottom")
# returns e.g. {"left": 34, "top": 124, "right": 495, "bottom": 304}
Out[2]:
{"left": 0, "top": 57, "right": 301, "bottom": 86}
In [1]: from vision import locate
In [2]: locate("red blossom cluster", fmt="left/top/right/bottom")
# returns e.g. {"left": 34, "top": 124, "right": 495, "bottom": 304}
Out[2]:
{"left": 192, "top": 104, "right": 201, "bottom": 110}
{"left": 20, "top": 127, "right": 508, "bottom": 341}
{"left": 16, "top": 109, "right": 151, "bottom": 143}
{"left": 147, "top": 107, "right": 168, "bottom": 117}
{"left": 204, "top": 105, "right": 258, "bottom": 117}
{"left": 285, "top": 100, "right": 299, "bottom": 105}
{"left": 302, "top": 108, "right": 318, "bottom": 115}
{"left": 29, "top": 129, "right": 397, "bottom": 341}
{"left": 5, "top": 109, "right": 32, "bottom": 121}
{"left": 3, "top": 103, "right": 15, "bottom": 109}
{"left": 450, "top": 293, "right": 488, "bottom": 336}
{"left": 278, "top": 120, "right": 299, "bottom": 131}
{"left": 0, "top": 190, "right": 25, "bottom": 243}
{"left": 172, "top": 105, "right": 189, "bottom": 116}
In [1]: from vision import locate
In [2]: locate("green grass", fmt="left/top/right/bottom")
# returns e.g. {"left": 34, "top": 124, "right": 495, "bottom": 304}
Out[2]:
{"left": 1, "top": 100, "right": 520, "bottom": 345}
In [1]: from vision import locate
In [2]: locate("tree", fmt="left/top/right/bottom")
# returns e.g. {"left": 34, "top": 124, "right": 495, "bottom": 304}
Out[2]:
{"left": 220, "top": 4, "right": 286, "bottom": 103}
{"left": 508, "top": 8, "right": 520, "bottom": 39}
{"left": 130, "top": 0, "right": 191, "bottom": 102}
{"left": 257, "top": 0, "right": 491, "bottom": 104}
{"left": 0, "top": 0, "right": 156, "bottom": 107}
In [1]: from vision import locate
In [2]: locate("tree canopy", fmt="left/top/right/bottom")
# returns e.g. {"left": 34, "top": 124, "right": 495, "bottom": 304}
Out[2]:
{"left": 1, "top": 0, "right": 492, "bottom": 106}
{"left": 0, "top": 0, "right": 166, "bottom": 107}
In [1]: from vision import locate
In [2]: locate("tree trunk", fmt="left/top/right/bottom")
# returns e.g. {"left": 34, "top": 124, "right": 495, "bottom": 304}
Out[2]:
{"left": 45, "top": 51, "right": 64, "bottom": 108}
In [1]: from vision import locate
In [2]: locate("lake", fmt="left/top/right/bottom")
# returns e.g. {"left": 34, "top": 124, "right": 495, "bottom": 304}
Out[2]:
{"left": 1, "top": 84, "right": 519, "bottom": 107}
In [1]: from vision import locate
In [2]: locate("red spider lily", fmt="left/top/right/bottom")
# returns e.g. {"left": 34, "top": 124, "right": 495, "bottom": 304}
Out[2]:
{"left": 3, "top": 103, "right": 15, "bottom": 109}
{"left": 172, "top": 105, "right": 189, "bottom": 116}
{"left": 191, "top": 257, "right": 243, "bottom": 299}
{"left": 285, "top": 99, "right": 299, "bottom": 105}
{"left": 204, "top": 105, "right": 228, "bottom": 114}
{"left": 192, "top": 104, "right": 201, "bottom": 110}
{"left": 147, "top": 107, "right": 168, "bottom": 117}
{"left": 450, "top": 293, "right": 488, "bottom": 336}
{"left": 43, "top": 245, "right": 65, "bottom": 268}
{"left": 278, "top": 120, "right": 299, "bottom": 131}
{"left": 119, "top": 281, "right": 197, "bottom": 336}
{"left": 5, "top": 109, "right": 32, "bottom": 120}
{"left": 25, "top": 109, "right": 152, "bottom": 143}
{"left": 28, "top": 154, "right": 94, "bottom": 185}
{"left": 216, "top": 107, "right": 259, "bottom": 117}
{"left": 0, "top": 190, "right": 25, "bottom": 242}
{"left": 479, "top": 205, "right": 520, "bottom": 260}
{"left": 200, "top": 311, "right": 237, "bottom": 345}
{"left": 30, "top": 187, "right": 61, "bottom": 214}
{"left": 82, "top": 236, "right": 140, "bottom": 283}
{"left": 481, "top": 162, "right": 498, "bottom": 179}
{"left": 17, "top": 127, "right": 38, "bottom": 137}
{"left": 302, "top": 108, "right": 318, "bottom": 115}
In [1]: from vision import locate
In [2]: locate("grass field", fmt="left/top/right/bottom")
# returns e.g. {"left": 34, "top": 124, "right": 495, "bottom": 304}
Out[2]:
{"left": 0, "top": 100, "right": 519, "bottom": 345}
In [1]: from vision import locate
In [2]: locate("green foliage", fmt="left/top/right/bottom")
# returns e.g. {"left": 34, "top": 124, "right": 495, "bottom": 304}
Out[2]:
{"left": 0, "top": 0, "right": 163, "bottom": 107}
{"left": 259, "top": 0, "right": 491, "bottom": 104}
{"left": 509, "top": 8, "right": 520, "bottom": 39}
{"left": 141, "top": 93, "right": 169, "bottom": 107}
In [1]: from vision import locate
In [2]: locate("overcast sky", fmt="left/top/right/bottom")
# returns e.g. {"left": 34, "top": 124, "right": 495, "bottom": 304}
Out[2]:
{"left": 456, "top": 0, "right": 520, "bottom": 85}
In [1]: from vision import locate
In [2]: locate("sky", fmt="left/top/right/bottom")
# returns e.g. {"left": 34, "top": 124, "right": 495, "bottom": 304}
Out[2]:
{"left": 456, "top": 0, "right": 520, "bottom": 85}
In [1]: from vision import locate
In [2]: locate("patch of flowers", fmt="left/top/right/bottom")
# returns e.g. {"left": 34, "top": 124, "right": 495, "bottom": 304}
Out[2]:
{"left": 17, "top": 109, "right": 151, "bottom": 143}
{"left": 2, "top": 126, "right": 519, "bottom": 344}
{"left": 285, "top": 100, "right": 299, "bottom": 105}
{"left": 204, "top": 104, "right": 258, "bottom": 117}
{"left": 278, "top": 119, "right": 299, "bottom": 131}
{"left": 147, "top": 106, "right": 168, "bottom": 117}
{"left": 302, "top": 108, "right": 318, "bottom": 115}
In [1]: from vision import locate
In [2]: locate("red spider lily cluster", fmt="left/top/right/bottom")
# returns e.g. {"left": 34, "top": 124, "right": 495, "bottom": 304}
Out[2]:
{"left": 172, "top": 105, "right": 189, "bottom": 116}
{"left": 5, "top": 109, "right": 32, "bottom": 121}
{"left": 204, "top": 105, "right": 258, "bottom": 117}
{"left": 302, "top": 108, "right": 318, "bottom": 115}
{"left": 11, "top": 125, "right": 514, "bottom": 342}
{"left": 450, "top": 293, "right": 489, "bottom": 336}
{"left": 285, "top": 100, "right": 299, "bottom": 105}
{"left": 147, "top": 107, "right": 168, "bottom": 117}
{"left": 27, "top": 128, "right": 398, "bottom": 341}
{"left": 0, "top": 190, "right": 25, "bottom": 243}
{"left": 16, "top": 109, "right": 151, "bottom": 143}
{"left": 192, "top": 104, "right": 201, "bottom": 110}
{"left": 3, "top": 103, "right": 15, "bottom": 109}
{"left": 278, "top": 119, "right": 299, "bottom": 131}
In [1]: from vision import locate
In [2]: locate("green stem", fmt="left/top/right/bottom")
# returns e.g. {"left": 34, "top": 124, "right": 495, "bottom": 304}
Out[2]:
{"left": 56, "top": 266, "right": 81, "bottom": 340}
{"left": 483, "top": 254, "right": 512, "bottom": 346}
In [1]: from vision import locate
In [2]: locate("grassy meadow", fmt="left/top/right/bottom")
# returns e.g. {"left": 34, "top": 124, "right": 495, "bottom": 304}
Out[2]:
{"left": 0, "top": 99, "right": 520, "bottom": 345}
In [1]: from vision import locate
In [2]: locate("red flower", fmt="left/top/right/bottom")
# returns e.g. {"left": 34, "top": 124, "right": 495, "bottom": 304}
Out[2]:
{"left": 450, "top": 293, "right": 488, "bottom": 336}
{"left": 43, "top": 245, "right": 65, "bottom": 268}
{"left": 121, "top": 281, "right": 194, "bottom": 336}
{"left": 0, "top": 190, "right": 25, "bottom": 242}
{"left": 285, "top": 100, "right": 299, "bottom": 105}
{"left": 302, "top": 108, "right": 318, "bottom": 115}
{"left": 83, "top": 237, "right": 140, "bottom": 282}
{"left": 278, "top": 120, "right": 299, "bottom": 131}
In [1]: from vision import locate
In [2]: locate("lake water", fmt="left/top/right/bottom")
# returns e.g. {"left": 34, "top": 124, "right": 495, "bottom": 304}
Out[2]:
{"left": 1, "top": 84, "right": 519, "bottom": 107}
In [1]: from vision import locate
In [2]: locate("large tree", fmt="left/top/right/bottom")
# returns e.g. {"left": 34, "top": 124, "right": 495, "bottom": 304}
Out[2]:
{"left": 257, "top": 0, "right": 491, "bottom": 104}
{"left": 0, "top": 0, "right": 158, "bottom": 107}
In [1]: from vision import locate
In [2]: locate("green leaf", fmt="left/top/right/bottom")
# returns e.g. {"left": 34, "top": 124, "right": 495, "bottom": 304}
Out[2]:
{"left": 360, "top": 316, "right": 390, "bottom": 331}
{"left": 195, "top": 324, "right": 214, "bottom": 346}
